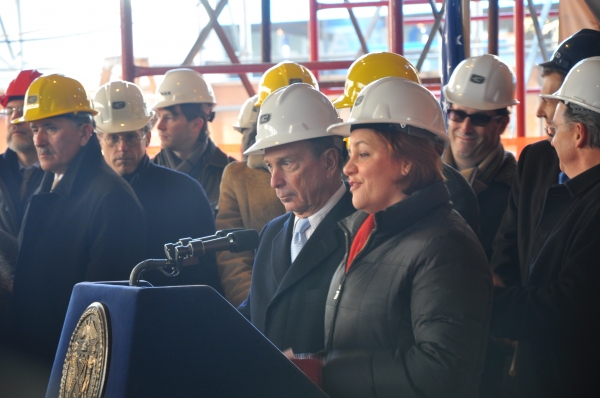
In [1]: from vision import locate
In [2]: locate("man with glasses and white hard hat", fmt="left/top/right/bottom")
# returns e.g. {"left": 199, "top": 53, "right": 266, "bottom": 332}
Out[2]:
{"left": 94, "top": 80, "right": 221, "bottom": 291}
{"left": 152, "top": 68, "right": 235, "bottom": 212}
{"left": 492, "top": 56, "right": 600, "bottom": 398}
{"left": 0, "top": 70, "right": 44, "bottom": 239}
{"left": 237, "top": 83, "right": 355, "bottom": 355}
{"left": 443, "top": 54, "right": 518, "bottom": 260}
{"left": 217, "top": 62, "right": 317, "bottom": 306}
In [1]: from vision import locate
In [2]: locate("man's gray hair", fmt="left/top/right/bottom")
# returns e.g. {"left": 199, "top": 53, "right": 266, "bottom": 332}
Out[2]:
{"left": 564, "top": 105, "right": 600, "bottom": 149}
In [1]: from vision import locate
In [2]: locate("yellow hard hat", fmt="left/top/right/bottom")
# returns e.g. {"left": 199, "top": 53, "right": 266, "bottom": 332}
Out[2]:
{"left": 14, "top": 74, "right": 97, "bottom": 123}
{"left": 333, "top": 52, "right": 421, "bottom": 109}
{"left": 254, "top": 62, "right": 318, "bottom": 107}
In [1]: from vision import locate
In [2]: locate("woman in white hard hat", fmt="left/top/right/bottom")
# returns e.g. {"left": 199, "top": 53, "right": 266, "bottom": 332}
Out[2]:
{"left": 321, "top": 77, "right": 492, "bottom": 398}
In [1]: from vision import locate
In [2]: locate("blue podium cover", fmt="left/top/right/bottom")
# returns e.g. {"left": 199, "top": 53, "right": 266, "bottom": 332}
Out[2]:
{"left": 46, "top": 282, "right": 327, "bottom": 397}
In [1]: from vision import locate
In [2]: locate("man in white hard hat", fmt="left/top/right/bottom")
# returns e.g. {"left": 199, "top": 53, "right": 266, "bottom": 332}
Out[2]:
{"left": 94, "top": 81, "right": 222, "bottom": 291}
{"left": 492, "top": 29, "right": 600, "bottom": 287}
{"left": 237, "top": 83, "right": 355, "bottom": 355}
{"left": 492, "top": 56, "right": 600, "bottom": 398}
{"left": 217, "top": 62, "right": 318, "bottom": 306}
{"left": 8, "top": 75, "right": 146, "bottom": 363}
{"left": 443, "top": 53, "right": 518, "bottom": 260}
{"left": 152, "top": 68, "right": 235, "bottom": 212}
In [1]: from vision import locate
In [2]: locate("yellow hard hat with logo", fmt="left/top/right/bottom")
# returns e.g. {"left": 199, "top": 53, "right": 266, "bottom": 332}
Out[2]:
{"left": 14, "top": 74, "right": 97, "bottom": 123}
{"left": 254, "top": 62, "right": 319, "bottom": 107}
{"left": 333, "top": 52, "right": 421, "bottom": 109}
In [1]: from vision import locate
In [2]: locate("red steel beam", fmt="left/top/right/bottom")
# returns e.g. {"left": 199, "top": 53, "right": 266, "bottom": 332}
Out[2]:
{"left": 134, "top": 60, "right": 356, "bottom": 77}
{"left": 120, "top": 0, "right": 135, "bottom": 83}
{"left": 515, "top": 0, "right": 525, "bottom": 137}
{"left": 388, "top": 0, "right": 404, "bottom": 55}
{"left": 309, "top": 0, "right": 320, "bottom": 79}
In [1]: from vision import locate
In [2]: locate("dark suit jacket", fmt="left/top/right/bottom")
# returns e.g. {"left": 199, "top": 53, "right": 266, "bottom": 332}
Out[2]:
{"left": 238, "top": 187, "right": 355, "bottom": 354}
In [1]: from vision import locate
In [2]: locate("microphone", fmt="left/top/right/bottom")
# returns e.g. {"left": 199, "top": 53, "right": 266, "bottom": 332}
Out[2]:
{"left": 164, "top": 228, "right": 246, "bottom": 260}
{"left": 174, "top": 229, "right": 259, "bottom": 259}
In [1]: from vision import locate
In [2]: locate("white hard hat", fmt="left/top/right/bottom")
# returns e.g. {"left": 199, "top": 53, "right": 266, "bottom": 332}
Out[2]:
{"left": 233, "top": 95, "right": 259, "bottom": 131}
{"left": 243, "top": 83, "right": 342, "bottom": 156}
{"left": 152, "top": 68, "right": 216, "bottom": 110}
{"left": 541, "top": 56, "right": 600, "bottom": 114}
{"left": 328, "top": 77, "right": 449, "bottom": 148}
{"left": 94, "top": 80, "right": 153, "bottom": 134}
{"left": 443, "top": 54, "right": 519, "bottom": 110}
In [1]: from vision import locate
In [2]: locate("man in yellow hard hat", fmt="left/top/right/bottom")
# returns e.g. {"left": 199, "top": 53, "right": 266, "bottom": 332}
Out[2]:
{"left": 7, "top": 75, "right": 146, "bottom": 364}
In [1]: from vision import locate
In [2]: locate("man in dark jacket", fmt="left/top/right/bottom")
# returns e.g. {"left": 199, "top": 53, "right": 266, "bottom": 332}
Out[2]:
{"left": 237, "top": 84, "right": 354, "bottom": 355}
{"left": 491, "top": 29, "right": 600, "bottom": 287}
{"left": 151, "top": 68, "right": 235, "bottom": 212}
{"left": 9, "top": 75, "right": 146, "bottom": 361}
{"left": 492, "top": 56, "right": 600, "bottom": 397}
{"left": 94, "top": 80, "right": 221, "bottom": 291}
{"left": 0, "top": 70, "right": 44, "bottom": 239}
{"left": 443, "top": 54, "right": 518, "bottom": 260}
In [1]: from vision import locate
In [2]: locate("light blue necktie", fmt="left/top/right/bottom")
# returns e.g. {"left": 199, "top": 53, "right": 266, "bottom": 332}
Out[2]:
{"left": 291, "top": 218, "right": 311, "bottom": 263}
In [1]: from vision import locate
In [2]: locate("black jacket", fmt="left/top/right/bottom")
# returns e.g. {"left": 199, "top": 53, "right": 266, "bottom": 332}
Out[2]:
{"left": 0, "top": 149, "right": 44, "bottom": 238}
{"left": 491, "top": 140, "right": 560, "bottom": 286}
{"left": 125, "top": 155, "right": 222, "bottom": 291}
{"left": 491, "top": 163, "right": 600, "bottom": 398}
{"left": 443, "top": 162, "right": 480, "bottom": 235}
{"left": 478, "top": 153, "right": 516, "bottom": 260}
{"left": 238, "top": 187, "right": 355, "bottom": 354}
{"left": 11, "top": 136, "right": 146, "bottom": 358}
{"left": 323, "top": 182, "right": 492, "bottom": 398}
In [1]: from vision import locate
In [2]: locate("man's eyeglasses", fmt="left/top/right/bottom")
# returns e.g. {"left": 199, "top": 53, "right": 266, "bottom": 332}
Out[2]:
{"left": 0, "top": 106, "right": 24, "bottom": 117}
{"left": 101, "top": 133, "right": 145, "bottom": 147}
{"left": 447, "top": 109, "right": 503, "bottom": 127}
{"left": 545, "top": 122, "right": 569, "bottom": 138}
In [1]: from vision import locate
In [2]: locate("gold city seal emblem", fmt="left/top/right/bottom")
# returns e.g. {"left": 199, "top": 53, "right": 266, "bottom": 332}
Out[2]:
{"left": 59, "top": 302, "right": 110, "bottom": 398}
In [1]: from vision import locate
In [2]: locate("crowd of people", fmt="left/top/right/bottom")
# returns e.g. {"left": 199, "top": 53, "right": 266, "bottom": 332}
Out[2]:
{"left": 0, "top": 28, "right": 600, "bottom": 398}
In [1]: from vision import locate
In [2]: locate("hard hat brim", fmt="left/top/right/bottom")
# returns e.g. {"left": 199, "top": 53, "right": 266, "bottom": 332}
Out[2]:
{"left": 13, "top": 108, "right": 99, "bottom": 124}
{"left": 332, "top": 94, "right": 354, "bottom": 109}
{"left": 243, "top": 129, "right": 338, "bottom": 156}
{"left": 443, "top": 85, "right": 520, "bottom": 110}
{"left": 96, "top": 114, "right": 154, "bottom": 134}
{"left": 541, "top": 93, "right": 600, "bottom": 114}
{"left": 328, "top": 118, "right": 450, "bottom": 148}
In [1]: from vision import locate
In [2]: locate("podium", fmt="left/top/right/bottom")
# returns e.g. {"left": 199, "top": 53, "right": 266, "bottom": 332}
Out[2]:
{"left": 45, "top": 282, "right": 327, "bottom": 397}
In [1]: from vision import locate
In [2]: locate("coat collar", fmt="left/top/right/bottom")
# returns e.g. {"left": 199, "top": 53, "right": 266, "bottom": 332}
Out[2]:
{"left": 341, "top": 181, "right": 452, "bottom": 239}
{"left": 39, "top": 133, "right": 104, "bottom": 198}
{"left": 563, "top": 162, "right": 600, "bottom": 198}
{"left": 270, "top": 186, "right": 354, "bottom": 302}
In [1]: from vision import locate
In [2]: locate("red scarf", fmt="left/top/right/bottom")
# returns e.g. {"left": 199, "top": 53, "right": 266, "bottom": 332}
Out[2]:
{"left": 346, "top": 214, "right": 375, "bottom": 272}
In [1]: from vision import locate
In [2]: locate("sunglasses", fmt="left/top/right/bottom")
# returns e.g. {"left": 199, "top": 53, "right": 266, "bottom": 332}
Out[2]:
{"left": 447, "top": 109, "right": 503, "bottom": 127}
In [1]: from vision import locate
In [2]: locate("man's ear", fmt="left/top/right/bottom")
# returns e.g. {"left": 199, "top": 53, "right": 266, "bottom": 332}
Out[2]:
{"left": 190, "top": 117, "right": 205, "bottom": 136}
{"left": 497, "top": 115, "right": 510, "bottom": 135}
{"left": 79, "top": 124, "right": 93, "bottom": 147}
{"left": 144, "top": 130, "right": 151, "bottom": 149}
{"left": 323, "top": 147, "right": 339, "bottom": 178}
{"left": 574, "top": 122, "right": 588, "bottom": 149}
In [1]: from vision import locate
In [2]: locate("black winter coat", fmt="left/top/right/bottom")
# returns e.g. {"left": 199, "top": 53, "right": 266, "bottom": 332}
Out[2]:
{"left": 443, "top": 162, "right": 480, "bottom": 235}
{"left": 238, "top": 188, "right": 355, "bottom": 354}
{"left": 323, "top": 182, "right": 492, "bottom": 398}
{"left": 11, "top": 136, "right": 146, "bottom": 358}
{"left": 125, "top": 155, "right": 222, "bottom": 291}
{"left": 491, "top": 140, "right": 560, "bottom": 287}
{"left": 491, "top": 163, "right": 600, "bottom": 398}
{"left": 0, "top": 149, "right": 44, "bottom": 238}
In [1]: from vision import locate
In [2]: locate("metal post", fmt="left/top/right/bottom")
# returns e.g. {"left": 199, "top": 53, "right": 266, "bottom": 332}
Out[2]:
{"left": 261, "top": 0, "right": 271, "bottom": 63}
{"left": 488, "top": 0, "right": 499, "bottom": 55}
{"left": 388, "top": 0, "right": 404, "bottom": 54}
{"left": 308, "top": 0, "right": 319, "bottom": 79}
{"left": 120, "top": 0, "right": 135, "bottom": 83}
{"left": 515, "top": 0, "right": 525, "bottom": 137}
